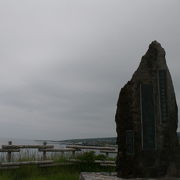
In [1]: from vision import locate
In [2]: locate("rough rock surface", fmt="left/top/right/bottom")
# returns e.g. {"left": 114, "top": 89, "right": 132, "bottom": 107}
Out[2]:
{"left": 115, "top": 41, "right": 180, "bottom": 178}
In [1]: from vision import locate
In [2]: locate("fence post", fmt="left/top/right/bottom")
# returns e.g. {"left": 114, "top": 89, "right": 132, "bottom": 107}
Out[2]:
{"left": 61, "top": 151, "right": 64, "bottom": 156}
{"left": 7, "top": 141, "right": 12, "bottom": 162}
{"left": 43, "top": 141, "right": 47, "bottom": 160}
{"left": 72, "top": 150, "right": 75, "bottom": 157}
{"left": 106, "top": 152, "right": 109, "bottom": 157}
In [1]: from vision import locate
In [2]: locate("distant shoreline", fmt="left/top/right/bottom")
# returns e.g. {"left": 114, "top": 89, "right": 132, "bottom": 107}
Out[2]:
{"left": 35, "top": 132, "right": 180, "bottom": 145}
{"left": 35, "top": 137, "right": 117, "bottom": 146}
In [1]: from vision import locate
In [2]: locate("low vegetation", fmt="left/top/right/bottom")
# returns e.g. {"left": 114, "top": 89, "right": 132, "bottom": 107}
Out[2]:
{"left": 0, "top": 151, "right": 115, "bottom": 180}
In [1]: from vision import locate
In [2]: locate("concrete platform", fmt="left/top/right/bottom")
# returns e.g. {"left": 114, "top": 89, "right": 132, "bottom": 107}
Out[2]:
{"left": 79, "top": 172, "right": 180, "bottom": 180}
{"left": 79, "top": 172, "right": 120, "bottom": 180}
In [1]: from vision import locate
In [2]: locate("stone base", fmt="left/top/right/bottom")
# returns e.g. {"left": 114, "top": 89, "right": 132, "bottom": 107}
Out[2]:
{"left": 79, "top": 172, "right": 180, "bottom": 180}
{"left": 79, "top": 172, "right": 120, "bottom": 180}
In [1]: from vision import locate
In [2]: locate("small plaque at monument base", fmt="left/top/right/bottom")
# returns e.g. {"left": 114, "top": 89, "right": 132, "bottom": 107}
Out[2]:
{"left": 126, "top": 130, "right": 134, "bottom": 154}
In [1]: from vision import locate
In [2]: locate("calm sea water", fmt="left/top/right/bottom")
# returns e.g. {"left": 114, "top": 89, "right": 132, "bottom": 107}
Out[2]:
{"left": 0, "top": 138, "right": 64, "bottom": 148}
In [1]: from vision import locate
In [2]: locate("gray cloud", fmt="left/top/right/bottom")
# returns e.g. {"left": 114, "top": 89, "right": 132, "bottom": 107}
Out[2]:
{"left": 0, "top": 0, "right": 179, "bottom": 140}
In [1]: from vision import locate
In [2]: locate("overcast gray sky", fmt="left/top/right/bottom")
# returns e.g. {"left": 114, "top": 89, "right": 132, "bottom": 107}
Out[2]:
{"left": 0, "top": 0, "right": 179, "bottom": 140}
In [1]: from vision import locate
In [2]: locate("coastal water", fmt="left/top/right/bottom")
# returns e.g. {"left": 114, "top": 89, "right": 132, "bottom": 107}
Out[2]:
{"left": 0, "top": 138, "right": 64, "bottom": 148}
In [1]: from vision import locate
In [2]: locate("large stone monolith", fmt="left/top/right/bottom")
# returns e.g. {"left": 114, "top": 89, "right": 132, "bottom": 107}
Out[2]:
{"left": 115, "top": 41, "right": 180, "bottom": 178}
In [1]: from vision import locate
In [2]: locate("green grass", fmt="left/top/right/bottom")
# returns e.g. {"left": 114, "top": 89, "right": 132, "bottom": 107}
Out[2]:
{"left": 26, "top": 173, "right": 79, "bottom": 180}
{"left": 0, "top": 151, "right": 116, "bottom": 180}
{"left": 0, "top": 166, "right": 79, "bottom": 180}
{"left": 0, "top": 164, "right": 114, "bottom": 180}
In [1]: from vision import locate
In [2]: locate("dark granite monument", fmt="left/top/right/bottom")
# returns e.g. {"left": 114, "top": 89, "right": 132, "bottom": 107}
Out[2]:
{"left": 115, "top": 41, "right": 180, "bottom": 178}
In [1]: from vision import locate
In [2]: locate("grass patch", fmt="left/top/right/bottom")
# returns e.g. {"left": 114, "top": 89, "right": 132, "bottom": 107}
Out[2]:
{"left": 0, "top": 163, "right": 114, "bottom": 180}
{"left": 0, "top": 166, "right": 79, "bottom": 180}
{"left": 0, "top": 151, "right": 116, "bottom": 179}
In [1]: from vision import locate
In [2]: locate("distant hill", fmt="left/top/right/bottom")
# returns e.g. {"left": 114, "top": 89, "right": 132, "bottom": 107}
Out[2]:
{"left": 61, "top": 132, "right": 180, "bottom": 146}
{"left": 37, "top": 132, "right": 180, "bottom": 146}
{"left": 59, "top": 137, "right": 117, "bottom": 146}
{"left": 60, "top": 132, "right": 180, "bottom": 145}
